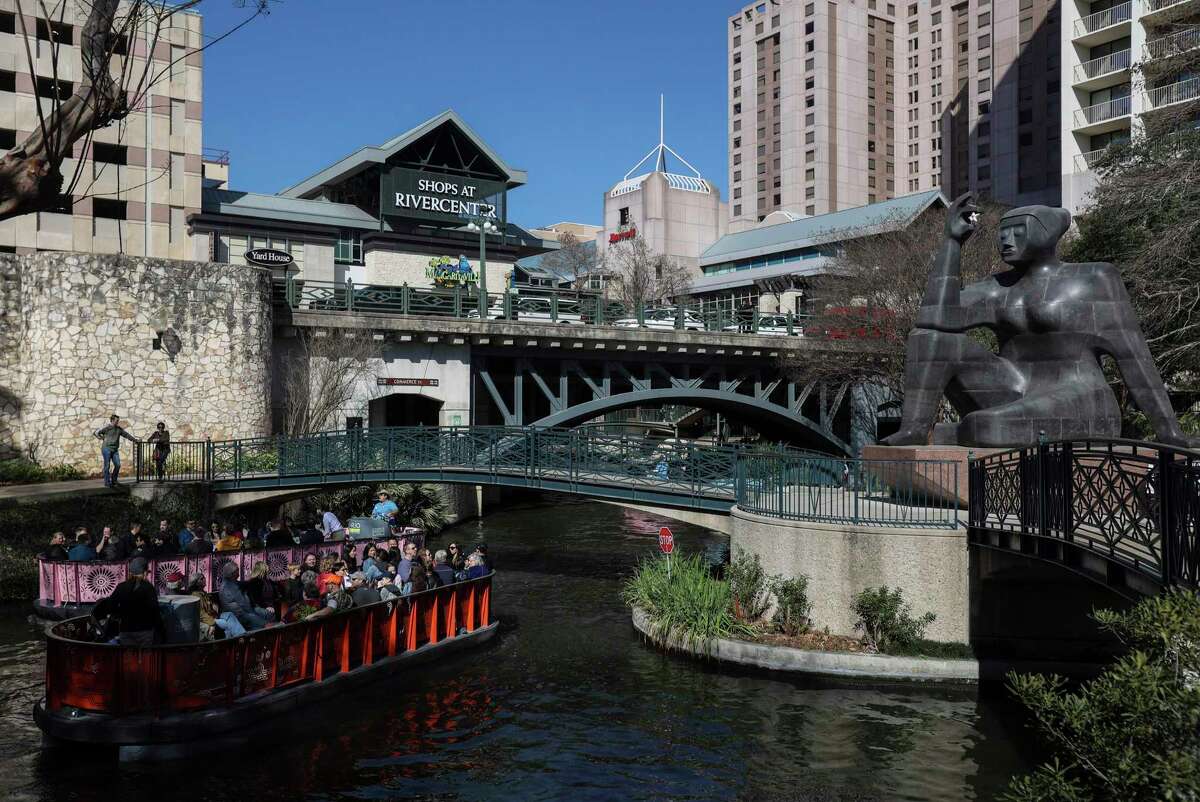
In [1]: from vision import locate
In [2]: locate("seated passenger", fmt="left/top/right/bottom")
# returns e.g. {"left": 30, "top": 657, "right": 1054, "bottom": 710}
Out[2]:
{"left": 215, "top": 524, "right": 242, "bottom": 552}
{"left": 185, "top": 530, "right": 214, "bottom": 555}
{"left": 432, "top": 550, "right": 455, "bottom": 586}
{"left": 264, "top": 519, "right": 293, "bottom": 549}
{"left": 217, "top": 563, "right": 272, "bottom": 630}
{"left": 244, "top": 561, "right": 280, "bottom": 612}
{"left": 465, "top": 553, "right": 488, "bottom": 580}
{"left": 324, "top": 576, "right": 353, "bottom": 612}
{"left": 68, "top": 531, "right": 97, "bottom": 562}
{"left": 42, "top": 532, "right": 68, "bottom": 561}
{"left": 348, "top": 572, "right": 382, "bottom": 607}
{"left": 188, "top": 572, "right": 245, "bottom": 639}
{"left": 91, "top": 557, "right": 165, "bottom": 647}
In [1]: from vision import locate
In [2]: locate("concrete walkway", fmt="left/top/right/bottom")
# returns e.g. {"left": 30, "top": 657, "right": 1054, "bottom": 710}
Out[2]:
{"left": 0, "top": 478, "right": 124, "bottom": 506}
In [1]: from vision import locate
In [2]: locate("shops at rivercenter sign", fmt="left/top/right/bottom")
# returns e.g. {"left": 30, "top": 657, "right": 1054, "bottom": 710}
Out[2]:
{"left": 381, "top": 167, "right": 506, "bottom": 225}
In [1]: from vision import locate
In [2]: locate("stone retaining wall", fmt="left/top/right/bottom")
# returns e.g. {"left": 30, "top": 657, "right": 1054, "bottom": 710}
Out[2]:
{"left": 0, "top": 252, "right": 273, "bottom": 468}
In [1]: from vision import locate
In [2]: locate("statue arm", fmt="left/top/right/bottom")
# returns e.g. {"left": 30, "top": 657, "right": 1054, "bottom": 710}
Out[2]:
{"left": 1099, "top": 270, "right": 1194, "bottom": 447}
{"left": 913, "top": 193, "right": 994, "bottom": 333}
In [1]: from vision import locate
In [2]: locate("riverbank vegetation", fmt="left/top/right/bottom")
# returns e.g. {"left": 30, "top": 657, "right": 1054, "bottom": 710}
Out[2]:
{"left": 303, "top": 483, "right": 449, "bottom": 534}
{"left": 0, "top": 458, "right": 83, "bottom": 486}
{"left": 1003, "top": 590, "right": 1200, "bottom": 801}
{"left": 625, "top": 548, "right": 970, "bottom": 658}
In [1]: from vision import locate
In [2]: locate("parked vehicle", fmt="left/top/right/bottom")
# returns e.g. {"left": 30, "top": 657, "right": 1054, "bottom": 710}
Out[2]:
{"left": 722, "top": 314, "right": 806, "bottom": 337}
{"left": 614, "top": 308, "right": 705, "bottom": 331}
{"left": 466, "top": 298, "right": 584, "bottom": 325}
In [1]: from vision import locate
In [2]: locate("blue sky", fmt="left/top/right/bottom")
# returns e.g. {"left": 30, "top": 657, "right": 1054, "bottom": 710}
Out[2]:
{"left": 199, "top": 0, "right": 734, "bottom": 229}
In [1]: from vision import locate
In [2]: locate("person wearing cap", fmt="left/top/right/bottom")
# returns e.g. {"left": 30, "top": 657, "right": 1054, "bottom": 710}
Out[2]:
{"left": 163, "top": 570, "right": 185, "bottom": 595}
{"left": 324, "top": 575, "right": 353, "bottom": 612}
{"left": 91, "top": 557, "right": 165, "bottom": 646}
{"left": 371, "top": 491, "right": 399, "bottom": 521}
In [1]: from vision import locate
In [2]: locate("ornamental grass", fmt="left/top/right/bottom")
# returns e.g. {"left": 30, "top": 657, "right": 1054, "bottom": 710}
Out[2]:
{"left": 622, "top": 553, "right": 752, "bottom": 650}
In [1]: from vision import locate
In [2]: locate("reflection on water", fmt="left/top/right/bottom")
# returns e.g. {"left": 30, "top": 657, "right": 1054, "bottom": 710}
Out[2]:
{"left": 0, "top": 498, "right": 1032, "bottom": 801}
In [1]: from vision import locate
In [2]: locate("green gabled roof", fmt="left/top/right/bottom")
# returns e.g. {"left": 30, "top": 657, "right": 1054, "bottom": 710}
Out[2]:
{"left": 278, "top": 110, "right": 528, "bottom": 200}
{"left": 201, "top": 188, "right": 379, "bottom": 230}
{"left": 700, "top": 190, "right": 947, "bottom": 266}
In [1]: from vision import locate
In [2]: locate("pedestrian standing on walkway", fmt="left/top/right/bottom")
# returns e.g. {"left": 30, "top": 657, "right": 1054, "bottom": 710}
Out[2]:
{"left": 94, "top": 414, "right": 138, "bottom": 487}
{"left": 147, "top": 421, "right": 171, "bottom": 482}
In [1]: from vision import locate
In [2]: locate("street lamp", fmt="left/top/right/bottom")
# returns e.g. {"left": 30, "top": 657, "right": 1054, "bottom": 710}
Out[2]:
{"left": 466, "top": 218, "right": 500, "bottom": 297}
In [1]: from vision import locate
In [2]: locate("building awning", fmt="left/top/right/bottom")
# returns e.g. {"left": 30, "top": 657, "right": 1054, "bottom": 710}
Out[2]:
{"left": 687, "top": 258, "right": 836, "bottom": 294}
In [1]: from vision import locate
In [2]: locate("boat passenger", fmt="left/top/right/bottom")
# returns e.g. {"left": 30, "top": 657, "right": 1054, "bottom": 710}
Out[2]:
{"left": 42, "top": 532, "right": 68, "bottom": 561}
{"left": 348, "top": 572, "right": 381, "bottom": 607}
{"left": 324, "top": 576, "right": 354, "bottom": 611}
{"left": 432, "top": 550, "right": 455, "bottom": 587}
{"left": 446, "top": 542, "right": 465, "bottom": 573}
{"left": 244, "top": 561, "right": 280, "bottom": 612}
{"left": 282, "top": 564, "right": 304, "bottom": 607}
{"left": 177, "top": 520, "right": 202, "bottom": 552}
{"left": 217, "top": 563, "right": 273, "bottom": 630}
{"left": 91, "top": 557, "right": 165, "bottom": 647}
{"left": 371, "top": 491, "right": 399, "bottom": 520}
{"left": 189, "top": 572, "right": 245, "bottom": 639}
{"left": 465, "top": 553, "right": 487, "bottom": 580}
{"left": 185, "top": 530, "right": 214, "bottom": 555}
{"left": 300, "top": 552, "right": 320, "bottom": 576}
{"left": 265, "top": 519, "right": 293, "bottom": 549}
{"left": 298, "top": 520, "right": 324, "bottom": 546}
{"left": 68, "top": 530, "right": 97, "bottom": 562}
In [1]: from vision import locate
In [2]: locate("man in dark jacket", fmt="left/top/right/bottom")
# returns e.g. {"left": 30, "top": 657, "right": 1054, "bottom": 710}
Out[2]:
{"left": 67, "top": 531, "right": 96, "bottom": 561}
{"left": 431, "top": 550, "right": 455, "bottom": 586}
{"left": 42, "top": 532, "right": 69, "bottom": 561}
{"left": 94, "top": 414, "right": 138, "bottom": 487}
{"left": 91, "top": 557, "right": 165, "bottom": 646}
{"left": 264, "top": 519, "right": 293, "bottom": 549}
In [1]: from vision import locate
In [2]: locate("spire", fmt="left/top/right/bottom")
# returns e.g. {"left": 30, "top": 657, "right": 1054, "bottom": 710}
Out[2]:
{"left": 655, "top": 94, "right": 666, "bottom": 173}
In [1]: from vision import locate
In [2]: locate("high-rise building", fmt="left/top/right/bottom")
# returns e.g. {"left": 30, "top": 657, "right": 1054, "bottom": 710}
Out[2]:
{"left": 727, "top": 0, "right": 1062, "bottom": 230}
{"left": 0, "top": 2, "right": 205, "bottom": 258}
{"left": 1061, "top": 0, "right": 1197, "bottom": 214}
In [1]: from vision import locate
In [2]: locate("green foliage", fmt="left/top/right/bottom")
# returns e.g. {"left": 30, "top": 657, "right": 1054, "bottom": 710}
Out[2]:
{"left": 727, "top": 547, "right": 772, "bottom": 623}
{"left": 770, "top": 575, "right": 813, "bottom": 636}
{"left": 303, "top": 482, "right": 448, "bottom": 533}
{"left": 850, "top": 586, "right": 936, "bottom": 653}
{"left": 1004, "top": 590, "right": 1200, "bottom": 801}
{"left": 0, "top": 458, "right": 83, "bottom": 485}
{"left": 622, "top": 553, "right": 752, "bottom": 648}
{"left": 212, "top": 449, "right": 278, "bottom": 474}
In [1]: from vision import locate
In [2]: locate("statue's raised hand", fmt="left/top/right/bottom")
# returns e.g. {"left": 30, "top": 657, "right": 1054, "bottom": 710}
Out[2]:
{"left": 944, "top": 192, "right": 979, "bottom": 244}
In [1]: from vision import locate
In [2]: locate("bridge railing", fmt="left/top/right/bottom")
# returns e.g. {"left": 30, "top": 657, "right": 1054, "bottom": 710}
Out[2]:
{"left": 43, "top": 573, "right": 491, "bottom": 717}
{"left": 734, "top": 452, "right": 961, "bottom": 528}
{"left": 968, "top": 439, "right": 1200, "bottom": 589}
{"left": 277, "top": 277, "right": 811, "bottom": 337}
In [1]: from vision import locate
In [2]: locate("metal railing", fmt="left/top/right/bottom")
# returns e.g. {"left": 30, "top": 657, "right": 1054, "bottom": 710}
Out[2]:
{"left": 733, "top": 452, "right": 961, "bottom": 528}
{"left": 1074, "top": 147, "right": 1111, "bottom": 171}
{"left": 1074, "top": 1, "right": 1131, "bottom": 37}
{"left": 1074, "top": 94, "right": 1132, "bottom": 127}
{"left": 43, "top": 573, "right": 491, "bottom": 717}
{"left": 201, "top": 147, "right": 230, "bottom": 166}
{"left": 1146, "top": 75, "right": 1200, "bottom": 108}
{"left": 968, "top": 439, "right": 1200, "bottom": 590}
{"left": 1145, "top": 26, "right": 1200, "bottom": 60}
{"left": 1074, "top": 49, "right": 1130, "bottom": 83}
{"left": 1143, "top": 0, "right": 1193, "bottom": 15}
{"left": 278, "top": 277, "right": 812, "bottom": 338}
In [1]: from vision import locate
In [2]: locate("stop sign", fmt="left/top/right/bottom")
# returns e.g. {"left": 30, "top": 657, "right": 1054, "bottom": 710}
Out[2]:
{"left": 658, "top": 526, "right": 674, "bottom": 555}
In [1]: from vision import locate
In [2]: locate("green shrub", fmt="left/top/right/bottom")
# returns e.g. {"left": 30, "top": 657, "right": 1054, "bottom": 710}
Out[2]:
{"left": 851, "top": 586, "right": 936, "bottom": 653}
{"left": 0, "top": 459, "right": 83, "bottom": 485}
{"left": 727, "top": 547, "right": 771, "bottom": 623}
{"left": 623, "top": 553, "right": 751, "bottom": 649}
{"left": 770, "top": 575, "right": 813, "bottom": 636}
{"left": 1004, "top": 590, "right": 1200, "bottom": 801}
{"left": 44, "top": 463, "right": 83, "bottom": 481}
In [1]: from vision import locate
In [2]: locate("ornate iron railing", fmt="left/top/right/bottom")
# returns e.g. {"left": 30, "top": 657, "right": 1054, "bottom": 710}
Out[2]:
{"left": 276, "top": 277, "right": 810, "bottom": 337}
{"left": 968, "top": 439, "right": 1200, "bottom": 590}
{"left": 43, "top": 573, "right": 491, "bottom": 717}
{"left": 734, "top": 452, "right": 961, "bottom": 528}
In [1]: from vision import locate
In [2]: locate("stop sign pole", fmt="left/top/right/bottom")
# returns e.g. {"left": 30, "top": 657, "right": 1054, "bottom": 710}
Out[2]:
{"left": 659, "top": 526, "right": 674, "bottom": 579}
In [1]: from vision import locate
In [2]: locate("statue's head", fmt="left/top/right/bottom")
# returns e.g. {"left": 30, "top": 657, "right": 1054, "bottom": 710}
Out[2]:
{"left": 997, "top": 205, "right": 1070, "bottom": 266}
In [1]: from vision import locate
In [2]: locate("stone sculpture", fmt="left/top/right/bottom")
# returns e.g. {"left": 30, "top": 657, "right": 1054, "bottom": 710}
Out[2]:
{"left": 883, "top": 194, "right": 1195, "bottom": 449}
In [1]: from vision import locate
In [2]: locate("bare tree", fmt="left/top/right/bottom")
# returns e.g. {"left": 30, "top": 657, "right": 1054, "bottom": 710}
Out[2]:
{"left": 539, "top": 232, "right": 600, "bottom": 289}
{"left": 0, "top": 0, "right": 270, "bottom": 220}
{"left": 278, "top": 330, "right": 378, "bottom": 437}
{"left": 605, "top": 234, "right": 692, "bottom": 309}
{"left": 782, "top": 201, "right": 1008, "bottom": 421}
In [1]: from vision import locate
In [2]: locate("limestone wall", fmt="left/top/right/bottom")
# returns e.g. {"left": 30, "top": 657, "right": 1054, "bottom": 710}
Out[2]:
{"left": 730, "top": 507, "right": 970, "bottom": 643}
{"left": 0, "top": 252, "right": 274, "bottom": 468}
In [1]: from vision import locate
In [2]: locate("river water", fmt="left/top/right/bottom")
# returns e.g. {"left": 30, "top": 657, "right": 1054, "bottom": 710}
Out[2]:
{"left": 0, "top": 499, "right": 1034, "bottom": 801}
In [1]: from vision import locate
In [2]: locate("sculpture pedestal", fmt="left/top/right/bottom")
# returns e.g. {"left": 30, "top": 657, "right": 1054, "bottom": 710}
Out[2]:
{"left": 861, "top": 444, "right": 1008, "bottom": 508}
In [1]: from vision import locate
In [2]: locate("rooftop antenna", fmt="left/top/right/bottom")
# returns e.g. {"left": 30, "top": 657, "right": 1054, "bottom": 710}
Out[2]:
{"left": 623, "top": 94, "right": 703, "bottom": 181}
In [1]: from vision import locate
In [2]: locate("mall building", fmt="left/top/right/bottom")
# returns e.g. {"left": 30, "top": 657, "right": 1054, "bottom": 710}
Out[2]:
{"left": 189, "top": 110, "right": 554, "bottom": 290}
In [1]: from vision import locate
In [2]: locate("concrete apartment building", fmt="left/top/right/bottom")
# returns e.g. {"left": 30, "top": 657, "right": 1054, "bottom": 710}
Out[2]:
{"left": 728, "top": 0, "right": 1061, "bottom": 231}
{"left": 0, "top": 1, "right": 205, "bottom": 258}
{"left": 1061, "top": 0, "right": 1199, "bottom": 214}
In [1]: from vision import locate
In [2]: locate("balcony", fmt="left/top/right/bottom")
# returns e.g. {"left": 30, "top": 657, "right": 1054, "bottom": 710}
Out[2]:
{"left": 1073, "top": 94, "right": 1133, "bottom": 133}
{"left": 1142, "top": 0, "right": 1196, "bottom": 22}
{"left": 1145, "top": 75, "right": 1200, "bottom": 109}
{"left": 1073, "top": 49, "right": 1131, "bottom": 90}
{"left": 1073, "top": 2, "right": 1132, "bottom": 46}
{"left": 1145, "top": 27, "right": 1200, "bottom": 60}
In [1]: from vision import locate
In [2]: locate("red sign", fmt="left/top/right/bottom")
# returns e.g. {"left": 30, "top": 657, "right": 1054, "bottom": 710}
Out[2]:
{"left": 658, "top": 526, "right": 674, "bottom": 555}
{"left": 609, "top": 227, "right": 637, "bottom": 244}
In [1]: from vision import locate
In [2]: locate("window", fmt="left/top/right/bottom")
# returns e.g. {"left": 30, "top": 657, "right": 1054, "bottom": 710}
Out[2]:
{"left": 806, "top": 39, "right": 814, "bottom": 52}
{"left": 805, "top": 21, "right": 814, "bottom": 34}
{"left": 0, "top": 129, "right": 14, "bottom": 150}
{"left": 733, "top": 170, "right": 742, "bottom": 181}
{"left": 733, "top": 52, "right": 741, "bottom": 65}
{"left": 36, "top": 18, "right": 72, "bottom": 45}
{"left": 772, "top": 14, "right": 780, "bottom": 27}
{"left": 1018, "top": 108, "right": 1032, "bottom": 125}
{"left": 733, "top": 103, "right": 742, "bottom": 114}
{"left": 0, "top": 12, "right": 14, "bottom": 34}
{"left": 36, "top": 77, "right": 72, "bottom": 100}
{"left": 978, "top": 101, "right": 990, "bottom": 115}
{"left": 1019, "top": 16, "right": 1032, "bottom": 35}
{"left": 0, "top": 70, "right": 14, "bottom": 93}
{"left": 805, "top": 57, "right": 814, "bottom": 71}
{"left": 619, "top": 207, "right": 630, "bottom": 226}
{"left": 733, "top": 137, "right": 741, "bottom": 148}
{"left": 806, "top": 205, "right": 815, "bottom": 215}
{"left": 977, "top": 143, "right": 990, "bottom": 158}
{"left": 806, "top": 3, "right": 815, "bottom": 14}
{"left": 806, "top": 149, "right": 815, "bottom": 162}
{"left": 170, "top": 100, "right": 185, "bottom": 135}
{"left": 805, "top": 131, "right": 815, "bottom": 144}
{"left": 335, "top": 231, "right": 364, "bottom": 265}
{"left": 806, "top": 187, "right": 815, "bottom": 199}
{"left": 773, "top": 193, "right": 781, "bottom": 205}
{"left": 733, "top": 35, "right": 741, "bottom": 47}
{"left": 93, "top": 199, "right": 126, "bottom": 219}
{"left": 978, "top": 77, "right": 990, "bottom": 92}
{"left": 805, "top": 112, "right": 815, "bottom": 125}
{"left": 978, "top": 55, "right": 991, "bottom": 70}
{"left": 733, "top": 69, "right": 741, "bottom": 81}
{"left": 932, "top": 11, "right": 941, "bottom": 24}
{"left": 1019, "top": 131, "right": 1033, "bottom": 147}
{"left": 733, "top": 187, "right": 742, "bottom": 199}
{"left": 92, "top": 143, "right": 127, "bottom": 165}
{"left": 734, "top": 204, "right": 742, "bottom": 216}
{"left": 170, "top": 152, "right": 183, "bottom": 189}
{"left": 805, "top": 168, "right": 815, "bottom": 180}
{"left": 978, "top": 34, "right": 990, "bottom": 48}
{"left": 977, "top": 165, "right": 991, "bottom": 180}
{"left": 978, "top": 12, "right": 990, "bottom": 25}
{"left": 806, "top": 95, "right": 815, "bottom": 108}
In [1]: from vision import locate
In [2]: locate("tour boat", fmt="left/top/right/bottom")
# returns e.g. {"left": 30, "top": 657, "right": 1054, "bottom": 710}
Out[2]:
{"left": 34, "top": 573, "right": 495, "bottom": 761}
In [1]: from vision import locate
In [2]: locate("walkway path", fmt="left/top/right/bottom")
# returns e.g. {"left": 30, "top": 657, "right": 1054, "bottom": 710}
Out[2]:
{"left": 0, "top": 478, "right": 121, "bottom": 506}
